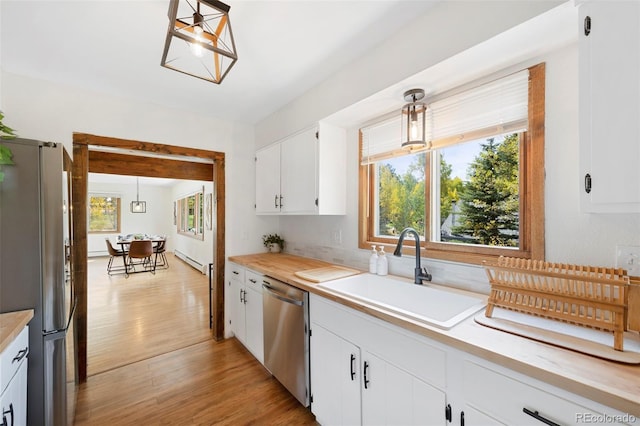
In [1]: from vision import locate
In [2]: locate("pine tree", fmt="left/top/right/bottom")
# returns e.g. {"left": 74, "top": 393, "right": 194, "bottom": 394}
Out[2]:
{"left": 453, "top": 134, "right": 519, "bottom": 246}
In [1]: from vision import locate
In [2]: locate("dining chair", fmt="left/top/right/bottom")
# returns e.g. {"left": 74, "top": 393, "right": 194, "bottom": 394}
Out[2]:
{"left": 153, "top": 238, "right": 169, "bottom": 269}
{"left": 105, "top": 238, "right": 126, "bottom": 275}
{"left": 127, "top": 240, "right": 155, "bottom": 274}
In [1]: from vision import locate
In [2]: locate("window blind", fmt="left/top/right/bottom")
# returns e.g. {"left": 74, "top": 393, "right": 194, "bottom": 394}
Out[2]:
{"left": 361, "top": 69, "right": 530, "bottom": 165}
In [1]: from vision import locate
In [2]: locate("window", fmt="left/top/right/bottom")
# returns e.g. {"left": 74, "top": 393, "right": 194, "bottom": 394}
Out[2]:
{"left": 359, "top": 63, "right": 545, "bottom": 264}
{"left": 176, "top": 190, "right": 204, "bottom": 239}
{"left": 89, "top": 195, "right": 121, "bottom": 233}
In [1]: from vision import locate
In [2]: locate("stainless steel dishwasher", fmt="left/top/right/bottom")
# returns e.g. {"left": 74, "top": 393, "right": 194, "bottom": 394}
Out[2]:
{"left": 262, "top": 276, "right": 310, "bottom": 407}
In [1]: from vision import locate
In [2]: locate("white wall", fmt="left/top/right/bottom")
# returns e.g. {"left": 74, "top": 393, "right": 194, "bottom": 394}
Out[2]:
{"left": 170, "top": 180, "right": 214, "bottom": 271}
{"left": 87, "top": 181, "right": 174, "bottom": 256}
{"left": 255, "top": 0, "right": 563, "bottom": 147}
{"left": 266, "top": 43, "right": 640, "bottom": 294}
{"left": 4, "top": 1, "right": 639, "bottom": 294}
{"left": 0, "top": 71, "right": 275, "bottom": 266}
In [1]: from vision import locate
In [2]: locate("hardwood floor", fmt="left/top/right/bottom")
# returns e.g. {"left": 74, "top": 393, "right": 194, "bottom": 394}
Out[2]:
{"left": 75, "top": 254, "right": 317, "bottom": 425}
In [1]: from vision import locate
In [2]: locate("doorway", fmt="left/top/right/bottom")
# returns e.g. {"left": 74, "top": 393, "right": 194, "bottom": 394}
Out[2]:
{"left": 71, "top": 133, "right": 226, "bottom": 382}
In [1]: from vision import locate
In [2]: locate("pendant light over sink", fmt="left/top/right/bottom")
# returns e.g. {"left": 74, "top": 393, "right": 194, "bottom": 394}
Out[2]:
{"left": 401, "top": 88, "right": 428, "bottom": 148}
{"left": 161, "top": 0, "right": 238, "bottom": 84}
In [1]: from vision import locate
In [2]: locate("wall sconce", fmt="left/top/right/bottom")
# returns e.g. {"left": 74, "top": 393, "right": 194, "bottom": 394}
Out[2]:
{"left": 401, "top": 88, "right": 427, "bottom": 148}
{"left": 131, "top": 178, "right": 147, "bottom": 213}
{"left": 161, "top": 0, "right": 238, "bottom": 84}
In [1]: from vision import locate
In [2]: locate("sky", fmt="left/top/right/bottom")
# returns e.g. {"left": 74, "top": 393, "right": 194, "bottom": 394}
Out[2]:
{"left": 388, "top": 141, "right": 483, "bottom": 181}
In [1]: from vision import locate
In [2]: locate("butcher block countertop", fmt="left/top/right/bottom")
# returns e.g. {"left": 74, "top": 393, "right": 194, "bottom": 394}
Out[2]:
{"left": 0, "top": 310, "right": 33, "bottom": 353}
{"left": 229, "top": 253, "right": 640, "bottom": 416}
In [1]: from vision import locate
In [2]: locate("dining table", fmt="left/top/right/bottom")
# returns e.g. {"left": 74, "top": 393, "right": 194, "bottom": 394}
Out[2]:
{"left": 116, "top": 236, "right": 166, "bottom": 275}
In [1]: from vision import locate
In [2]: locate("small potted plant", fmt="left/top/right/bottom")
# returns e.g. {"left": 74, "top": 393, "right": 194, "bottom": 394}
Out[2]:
{"left": 262, "top": 233, "right": 285, "bottom": 253}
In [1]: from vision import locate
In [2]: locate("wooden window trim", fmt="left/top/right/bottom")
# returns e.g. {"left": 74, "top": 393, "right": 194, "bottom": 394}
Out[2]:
{"left": 358, "top": 63, "right": 545, "bottom": 265}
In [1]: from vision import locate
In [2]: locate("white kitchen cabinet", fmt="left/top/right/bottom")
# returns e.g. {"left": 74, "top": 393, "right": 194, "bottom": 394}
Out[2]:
{"left": 309, "top": 324, "right": 361, "bottom": 426}
{"left": 310, "top": 295, "right": 446, "bottom": 425}
{"left": 310, "top": 292, "right": 631, "bottom": 426}
{"left": 578, "top": 0, "right": 640, "bottom": 213}
{"left": 227, "top": 263, "right": 264, "bottom": 363}
{"left": 243, "top": 270, "right": 264, "bottom": 364}
{"left": 228, "top": 263, "right": 246, "bottom": 343}
{"left": 458, "top": 357, "right": 629, "bottom": 426}
{"left": 255, "top": 121, "right": 346, "bottom": 215}
{"left": 255, "top": 143, "right": 281, "bottom": 214}
{"left": 1, "top": 325, "right": 29, "bottom": 426}
{"left": 361, "top": 350, "right": 445, "bottom": 426}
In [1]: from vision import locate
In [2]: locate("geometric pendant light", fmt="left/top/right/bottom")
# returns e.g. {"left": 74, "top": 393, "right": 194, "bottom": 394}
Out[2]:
{"left": 161, "top": 0, "right": 238, "bottom": 84}
{"left": 130, "top": 177, "right": 147, "bottom": 213}
{"left": 400, "top": 88, "right": 427, "bottom": 148}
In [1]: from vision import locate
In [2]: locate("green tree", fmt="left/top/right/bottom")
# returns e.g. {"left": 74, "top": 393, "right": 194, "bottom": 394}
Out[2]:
{"left": 377, "top": 154, "right": 426, "bottom": 236}
{"left": 439, "top": 155, "right": 463, "bottom": 225}
{"left": 454, "top": 134, "right": 519, "bottom": 246}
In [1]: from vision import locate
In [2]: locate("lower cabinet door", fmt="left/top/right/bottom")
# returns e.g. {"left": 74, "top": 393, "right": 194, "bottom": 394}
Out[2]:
{"left": 0, "top": 359, "right": 27, "bottom": 426}
{"left": 244, "top": 284, "right": 264, "bottom": 364}
{"left": 310, "top": 323, "right": 361, "bottom": 425}
{"left": 230, "top": 279, "right": 246, "bottom": 344}
{"left": 361, "top": 351, "right": 446, "bottom": 426}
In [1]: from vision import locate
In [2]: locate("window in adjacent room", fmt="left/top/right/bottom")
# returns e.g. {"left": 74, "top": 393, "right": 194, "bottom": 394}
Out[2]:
{"left": 176, "top": 190, "right": 204, "bottom": 240}
{"left": 358, "top": 63, "right": 545, "bottom": 264}
{"left": 88, "top": 194, "right": 121, "bottom": 233}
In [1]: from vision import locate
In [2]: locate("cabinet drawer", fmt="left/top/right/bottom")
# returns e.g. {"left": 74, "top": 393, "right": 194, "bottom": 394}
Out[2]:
{"left": 245, "top": 270, "right": 263, "bottom": 293}
{"left": 0, "top": 326, "right": 29, "bottom": 395}
{"left": 462, "top": 360, "right": 608, "bottom": 426}
{"left": 228, "top": 263, "right": 245, "bottom": 283}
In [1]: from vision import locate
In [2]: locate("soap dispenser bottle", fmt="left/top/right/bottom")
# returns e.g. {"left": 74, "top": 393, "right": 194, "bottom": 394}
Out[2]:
{"left": 376, "top": 246, "right": 388, "bottom": 276}
{"left": 369, "top": 245, "right": 378, "bottom": 273}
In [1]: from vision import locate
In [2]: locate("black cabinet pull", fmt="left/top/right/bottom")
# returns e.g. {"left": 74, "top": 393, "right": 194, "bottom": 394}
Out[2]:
{"left": 584, "top": 16, "right": 591, "bottom": 36}
{"left": 12, "top": 348, "right": 28, "bottom": 363}
{"left": 523, "top": 408, "right": 560, "bottom": 426}
{"left": 232, "top": 270, "right": 239, "bottom": 275}
{"left": 274, "top": 194, "right": 279, "bottom": 208}
{"left": 585, "top": 173, "right": 592, "bottom": 193}
{"left": 240, "top": 289, "right": 245, "bottom": 303}
{"left": 279, "top": 195, "right": 284, "bottom": 208}
{"left": 445, "top": 404, "right": 452, "bottom": 422}
{"left": 460, "top": 410, "right": 464, "bottom": 426}
{"left": 2, "top": 403, "right": 14, "bottom": 426}
{"left": 350, "top": 354, "right": 356, "bottom": 381}
{"left": 363, "top": 361, "right": 370, "bottom": 389}
{"left": 249, "top": 279, "right": 257, "bottom": 283}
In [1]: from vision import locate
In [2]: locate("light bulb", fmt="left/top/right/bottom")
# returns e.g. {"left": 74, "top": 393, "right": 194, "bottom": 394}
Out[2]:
{"left": 191, "top": 26, "right": 204, "bottom": 58}
{"left": 410, "top": 108, "right": 419, "bottom": 140}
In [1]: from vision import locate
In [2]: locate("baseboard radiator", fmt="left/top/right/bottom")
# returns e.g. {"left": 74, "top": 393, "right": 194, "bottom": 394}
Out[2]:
{"left": 174, "top": 250, "right": 206, "bottom": 274}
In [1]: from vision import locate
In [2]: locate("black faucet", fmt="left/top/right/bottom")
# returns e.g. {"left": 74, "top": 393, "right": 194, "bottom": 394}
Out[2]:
{"left": 393, "top": 227, "right": 432, "bottom": 285}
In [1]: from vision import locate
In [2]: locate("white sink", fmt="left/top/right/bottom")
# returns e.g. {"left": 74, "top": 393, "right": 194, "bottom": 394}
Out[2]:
{"left": 317, "top": 273, "right": 486, "bottom": 329}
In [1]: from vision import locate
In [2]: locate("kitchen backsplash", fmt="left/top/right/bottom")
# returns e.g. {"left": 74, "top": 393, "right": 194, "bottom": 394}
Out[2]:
{"left": 285, "top": 241, "right": 491, "bottom": 295}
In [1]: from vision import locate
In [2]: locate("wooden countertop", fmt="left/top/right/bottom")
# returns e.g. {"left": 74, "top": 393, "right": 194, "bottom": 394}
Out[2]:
{"left": 229, "top": 253, "right": 640, "bottom": 416}
{"left": 0, "top": 310, "right": 33, "bottom": 353}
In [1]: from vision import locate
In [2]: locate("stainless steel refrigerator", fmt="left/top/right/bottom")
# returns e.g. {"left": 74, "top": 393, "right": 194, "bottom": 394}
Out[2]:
{"left": 0, "top": 138, "right": 78, "bottom": 425}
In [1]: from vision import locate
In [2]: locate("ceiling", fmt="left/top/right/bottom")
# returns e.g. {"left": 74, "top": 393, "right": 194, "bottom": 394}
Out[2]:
{"left": 3, "top": 1, "right": 577, "bottom": 186}
{"left": 1, "top": 0, "right": 439, "bottom": 125}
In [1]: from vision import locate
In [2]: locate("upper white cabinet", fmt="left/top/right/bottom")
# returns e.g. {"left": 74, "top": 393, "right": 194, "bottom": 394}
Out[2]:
{"left": 256, "top": 122, "right": 346, "bottom": 215}
{"left": 579, "top": 0, "right": 640, "bottom": 212}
